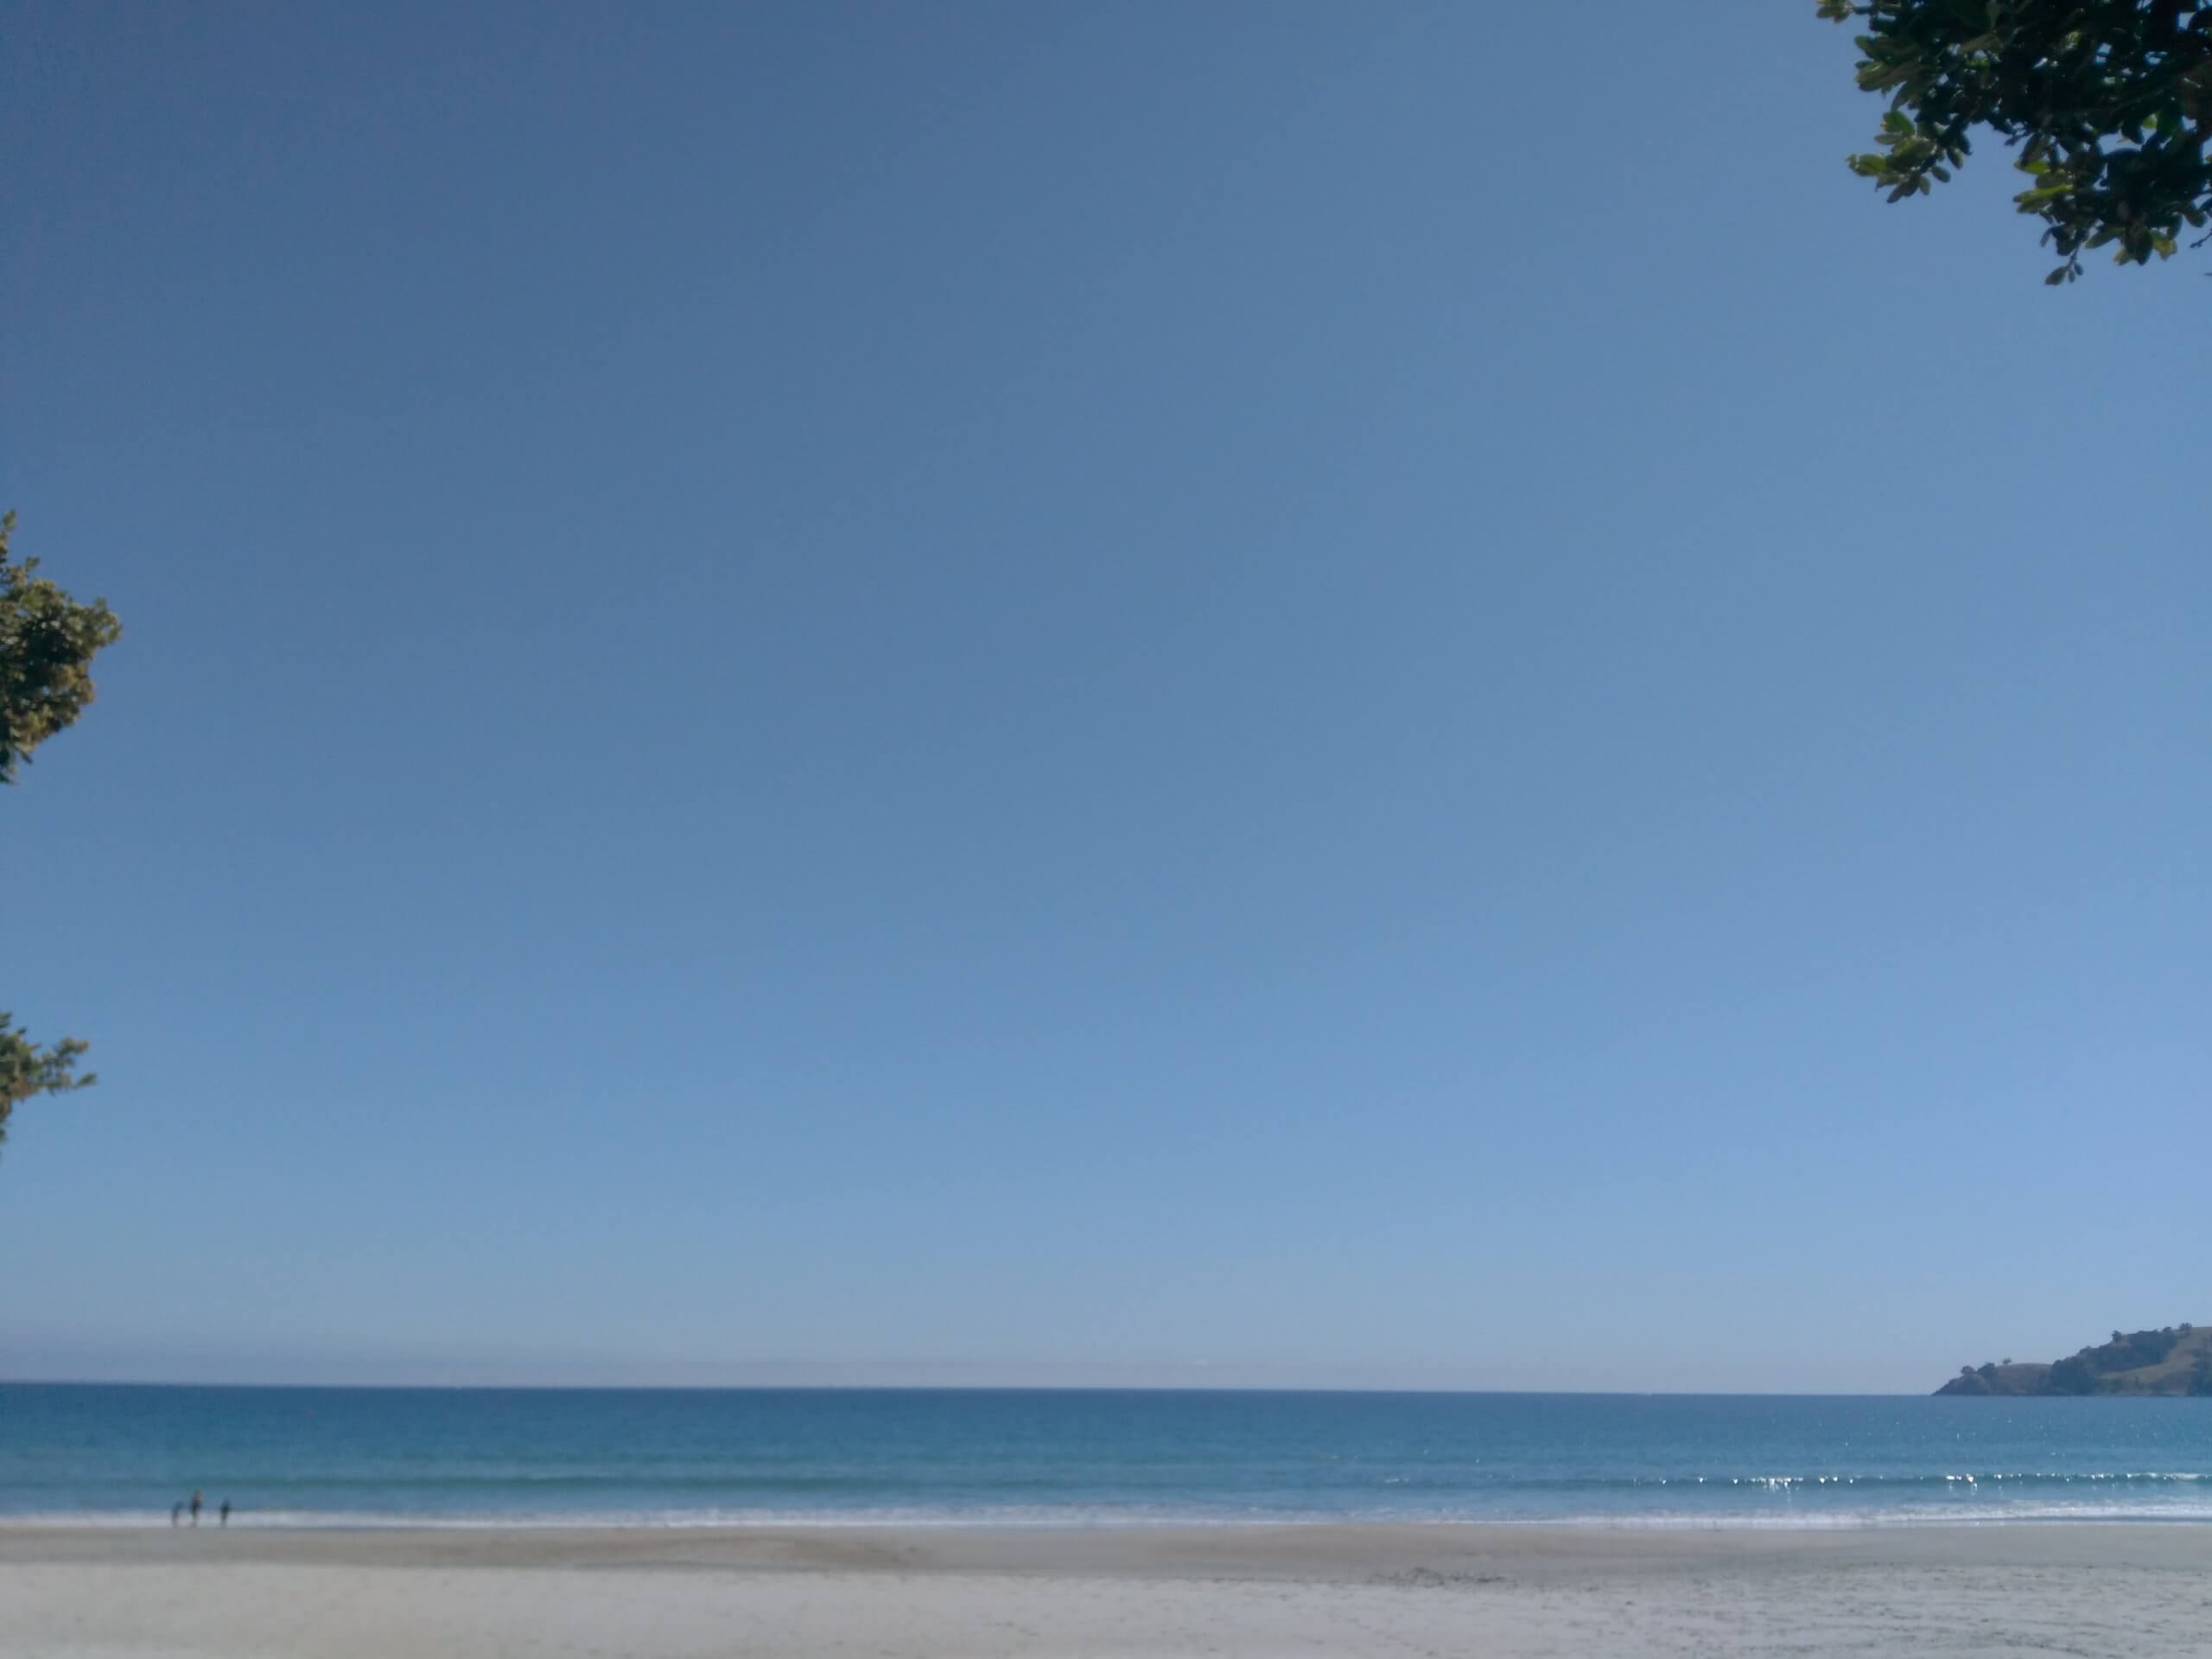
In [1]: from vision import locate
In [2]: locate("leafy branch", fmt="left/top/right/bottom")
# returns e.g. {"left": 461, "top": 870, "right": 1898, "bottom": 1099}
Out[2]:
{"left": 1820, "top": 1, "right": 2212, "bottom": 282}
{"left": 0, "top": 1014, "right": 96, "bottom": 1154}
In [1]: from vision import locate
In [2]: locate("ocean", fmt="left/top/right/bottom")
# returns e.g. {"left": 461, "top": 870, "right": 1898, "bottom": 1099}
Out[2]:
{"left": 4, "top": 1384, "right": 2210, "bottom": 1529}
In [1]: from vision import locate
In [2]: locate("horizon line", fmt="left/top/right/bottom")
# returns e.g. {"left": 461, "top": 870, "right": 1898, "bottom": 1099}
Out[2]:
{"left": 2, "top": 1376, "right": 1934, "bottom": 1397}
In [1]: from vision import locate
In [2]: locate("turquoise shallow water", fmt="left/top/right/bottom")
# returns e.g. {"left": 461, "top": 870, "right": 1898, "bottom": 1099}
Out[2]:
{"left": 5, "top": 1385, "right": 2211, "bottom": 1528}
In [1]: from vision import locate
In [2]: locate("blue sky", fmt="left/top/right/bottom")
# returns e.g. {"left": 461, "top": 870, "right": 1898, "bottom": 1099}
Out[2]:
{"left": 3, "top": 2, "right": 2204, "bottom": 1392}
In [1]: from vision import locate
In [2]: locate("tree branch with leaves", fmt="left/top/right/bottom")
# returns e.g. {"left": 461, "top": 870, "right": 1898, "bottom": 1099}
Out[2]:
{"left": 1819, "top": 1, "right": 2212, "bottom": 281}
{"left": 0, "top": 1015, "right": 95, "bottom": 1153}
{"left": 2, "top": 512, "right": 121, "bottom": 780}
{"left": 2, "top": 511, "right": 121, "bottom": 1159}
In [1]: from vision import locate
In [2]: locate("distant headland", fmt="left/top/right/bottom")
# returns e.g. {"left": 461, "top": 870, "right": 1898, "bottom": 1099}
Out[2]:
{"left": 1937, "top": 1324, "right": 2212, "bottom": 1395}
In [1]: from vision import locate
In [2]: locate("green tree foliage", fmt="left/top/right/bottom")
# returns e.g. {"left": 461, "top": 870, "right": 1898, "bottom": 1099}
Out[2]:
{"left": 1, "top": 512, "right": 120, "bottom": 1159}
{"left": 2, "top": 512, "right": 121, "bottom": 781}
{"left": 2047, "top": 1354, "right": 2097, "bottom": 1393}
{"left": 1818, "top": 1, "right": 2212, "bottom": 281}
{"left": 0, "top": 1015, "right": 94, "bottom": 1154}
{"left": 2043, "top": 1327, "right": 2185, "bottom": 1392}
{"left": 2106, "top": 1325, "right": 2183, "bottom": 1368}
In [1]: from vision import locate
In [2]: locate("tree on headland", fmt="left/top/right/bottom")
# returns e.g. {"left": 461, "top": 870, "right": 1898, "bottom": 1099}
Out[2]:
{"left": 1817, "top": 1, "right": 2212, "bottom": 282}
{"left": 1, "top": 512, "right": 121, "bottom": 1159}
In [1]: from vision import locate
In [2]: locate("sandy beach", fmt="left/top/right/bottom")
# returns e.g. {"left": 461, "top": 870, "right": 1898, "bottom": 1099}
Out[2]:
{"left": 7, "top": 1522, "right": 2210, "bottom": 1657}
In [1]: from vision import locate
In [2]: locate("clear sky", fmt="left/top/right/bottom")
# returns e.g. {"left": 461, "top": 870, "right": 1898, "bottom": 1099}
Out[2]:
{"left": 3, "top": 2, "right": 2204, "bottom": 1394}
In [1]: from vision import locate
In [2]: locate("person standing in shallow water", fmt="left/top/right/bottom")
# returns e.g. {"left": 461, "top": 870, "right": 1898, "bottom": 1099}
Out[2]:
{"left": 188, "top": 1490, "right": 202, "bottom": 1527}
{"left": 219, "top": 1499, "right": 231, "bottom": 1527}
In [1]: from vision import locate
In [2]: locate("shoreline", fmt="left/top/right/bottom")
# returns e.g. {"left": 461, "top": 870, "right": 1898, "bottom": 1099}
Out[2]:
{"left": 10, "top": 1502, "right": 2212, "bottom": 1533}
{"left": 10, "top": 1517, "right": 2212, "bottom": 1577}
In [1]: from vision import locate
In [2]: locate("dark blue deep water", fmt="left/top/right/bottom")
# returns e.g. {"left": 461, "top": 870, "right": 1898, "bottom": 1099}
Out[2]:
{"left": 5, "top": 1386, "right": 2210, "bottom": 1528}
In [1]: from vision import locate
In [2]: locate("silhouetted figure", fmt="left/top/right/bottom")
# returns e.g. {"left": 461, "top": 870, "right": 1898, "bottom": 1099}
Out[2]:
{"left": 171, "top": 1502, "right": 182, "bottom": 1527}
{"left": 219, "top": 1499, "right": 232, "bottom": 1528}
{"left": 189, "top": 1489, "right": 202, "bottom": 1527}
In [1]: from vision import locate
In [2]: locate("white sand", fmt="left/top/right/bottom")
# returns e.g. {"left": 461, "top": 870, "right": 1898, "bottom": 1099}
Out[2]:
{"left": 6, "top": 1522, "right": 2212, "bottom": 1657}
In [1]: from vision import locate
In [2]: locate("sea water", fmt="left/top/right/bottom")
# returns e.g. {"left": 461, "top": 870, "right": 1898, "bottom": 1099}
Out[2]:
{"left": 4, "top": 1385, "right": 2209, "bottom": 1529}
